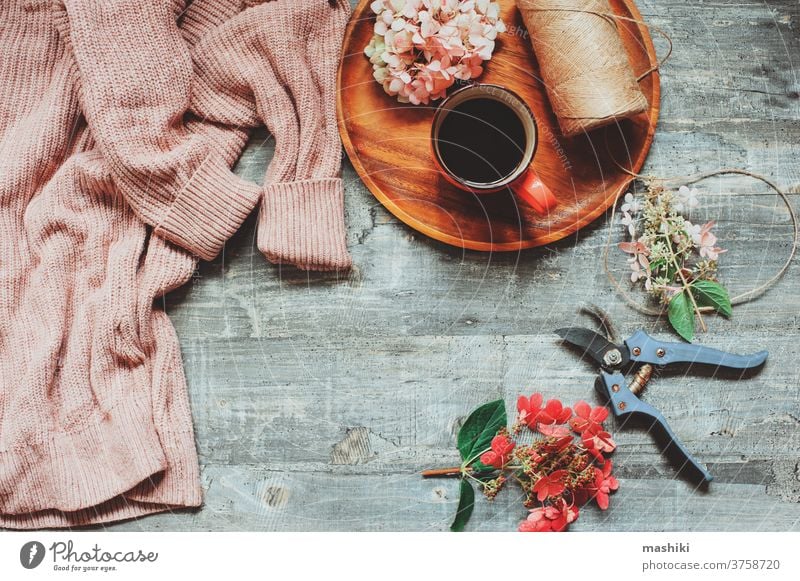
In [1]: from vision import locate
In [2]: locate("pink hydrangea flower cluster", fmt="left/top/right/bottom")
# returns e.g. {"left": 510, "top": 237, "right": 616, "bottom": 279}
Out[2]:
{"left": 363, "top": 0, "right": 506, "bottom": 105}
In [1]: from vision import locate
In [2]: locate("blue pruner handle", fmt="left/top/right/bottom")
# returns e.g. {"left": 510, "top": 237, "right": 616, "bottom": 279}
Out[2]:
{"left": 625, "top": 330, "right": 768, "bottom": 369}
{"left": 597, "top": 370, "right": 714, "bottom": 483}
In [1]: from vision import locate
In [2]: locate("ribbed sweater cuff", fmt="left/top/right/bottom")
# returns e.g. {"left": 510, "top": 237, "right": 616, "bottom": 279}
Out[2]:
{"left": 155, "top": 156, "right": 261, "bottom": 261}
{"left": 258, "top": 178, "right": 352, "bottom": 271}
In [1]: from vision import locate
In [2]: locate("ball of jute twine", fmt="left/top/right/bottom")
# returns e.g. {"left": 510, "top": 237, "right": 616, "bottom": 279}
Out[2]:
{"left": 517, "top": 0, "right": 649, "bottom": 136}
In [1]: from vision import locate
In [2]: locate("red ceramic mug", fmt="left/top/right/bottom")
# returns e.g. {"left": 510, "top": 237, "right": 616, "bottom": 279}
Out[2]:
{"left": 431, "top": 84, "right": 556, "bottom": 215}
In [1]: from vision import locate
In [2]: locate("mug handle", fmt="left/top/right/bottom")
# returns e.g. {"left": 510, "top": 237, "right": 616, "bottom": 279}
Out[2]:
{"left": 512, "top": 168, "right": 556, "bottom": 215}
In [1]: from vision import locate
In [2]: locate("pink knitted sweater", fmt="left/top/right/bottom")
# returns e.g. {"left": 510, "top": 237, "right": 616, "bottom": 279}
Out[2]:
{"left": 0, "top": 0, "right": 351, "bottom": 528}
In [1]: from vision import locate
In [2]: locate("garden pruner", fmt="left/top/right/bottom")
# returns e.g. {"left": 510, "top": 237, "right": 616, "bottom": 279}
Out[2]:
{"left": 555, "top": 322, "right": 768, "bottom": 484}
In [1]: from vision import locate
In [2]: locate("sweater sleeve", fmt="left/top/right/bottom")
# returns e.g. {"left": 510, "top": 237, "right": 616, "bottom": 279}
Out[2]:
{"left": 190, "top": 0, "right": 353, "bottom": 271}
{"left": 53, "top": 0, "right": 261, "bottom": 261}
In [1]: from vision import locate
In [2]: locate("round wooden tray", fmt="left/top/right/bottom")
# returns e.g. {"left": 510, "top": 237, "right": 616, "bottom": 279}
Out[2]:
{"left": 337, "top": 0, "right": 660, "bottom": 251}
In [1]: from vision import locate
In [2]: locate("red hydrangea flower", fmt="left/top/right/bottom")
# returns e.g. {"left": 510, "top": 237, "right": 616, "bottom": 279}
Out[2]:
{"left": 537, "top": 422, "right": 572, "bottom": 438}
{"left": 479, "top": 434, "right": 515, "bottom": 469}
{"left": 518, "top": 502, "right": 579, "bottom": 532}
{"left": 532, "top": 469, "right": 566, "bottom": 501}
{"left": 518, "top": 507, "right": 562, "bottom": 532}
{"left": 581, "top": 430, "right": 616, "bottom": 455}
{"left": 538, "top": 399, "right": 572, "bottom": 425}
{"left": 517, "top": 393, "right": 544, "bottom": 428}
{"left": 570, "top": 400, "right": 615, "bottom": 455}
{"left": 587, "top": 461, "right": 619, "bottom": 510}
{"left": 534, "top": 399, "right": 573, "bottom": 437}
{"left": 562, "top": 503, "right": 579, "bottom": 526}
{"left": 570, "top": 400, "right": 609, "bottom": 435}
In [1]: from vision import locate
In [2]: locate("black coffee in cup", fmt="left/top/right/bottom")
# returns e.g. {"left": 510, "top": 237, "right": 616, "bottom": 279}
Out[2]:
{"left": 436, "top": 97, "right": 527, "bottom": 185}
{"left": 431, "top": 84, "right": 555, "bottom": 214}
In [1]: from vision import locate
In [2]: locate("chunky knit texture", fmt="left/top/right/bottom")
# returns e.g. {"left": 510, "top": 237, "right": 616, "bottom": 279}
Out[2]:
{"left": 0, "top": 0, "right": 352, "bottom": 528}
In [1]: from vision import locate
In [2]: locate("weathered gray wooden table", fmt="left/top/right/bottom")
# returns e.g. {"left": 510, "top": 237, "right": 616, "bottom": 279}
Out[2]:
{"left": 112, "top": 0, "right": 800, "bottom": 531}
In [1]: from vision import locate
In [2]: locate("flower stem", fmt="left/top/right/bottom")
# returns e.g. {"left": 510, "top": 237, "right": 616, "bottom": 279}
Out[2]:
{"left": 663, "top": 233, "right": 707, "bottom": 333}
{"left": 421, "top": 467, "right": 464, "bottom": 478}
{"left": 422, "top": 446, "right": 494, "bottom": 478}
{"left": 421, "top": 463, "right": 524, "bottom": 478}
{"left": 464, "top": 472, "right": 486, "bottom": 486}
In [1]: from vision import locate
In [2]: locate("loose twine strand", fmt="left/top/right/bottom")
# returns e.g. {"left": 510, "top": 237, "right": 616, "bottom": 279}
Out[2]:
{"left": 520, "top": 0, "right": 797, "bottom": 316}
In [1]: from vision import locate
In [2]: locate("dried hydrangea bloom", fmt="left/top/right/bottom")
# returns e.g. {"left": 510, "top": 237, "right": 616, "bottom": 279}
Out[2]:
{"left": 364, "top": 0, "right": 506, "bottom": 104}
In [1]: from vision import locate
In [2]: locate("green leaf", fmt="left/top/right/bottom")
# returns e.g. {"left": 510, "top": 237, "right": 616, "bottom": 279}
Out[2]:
{"left": 450, "top": 479, "right": 475, "bottom": 532}
{"left": 692, "top": 280, "right": 733, "bottom": 318}
{"left": 668, "top": 290, "right": 695, "bottom": 342}
{"left": 457, "top": 400, "right": 507, "bottom": 463}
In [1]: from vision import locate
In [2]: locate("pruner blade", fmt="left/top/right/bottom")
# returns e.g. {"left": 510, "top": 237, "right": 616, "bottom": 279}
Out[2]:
{"left": 598, "top": 370, "right": 713, "bottom": 483}
{"left": 555, "top": 327, "right": 630, "bottom": 370}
